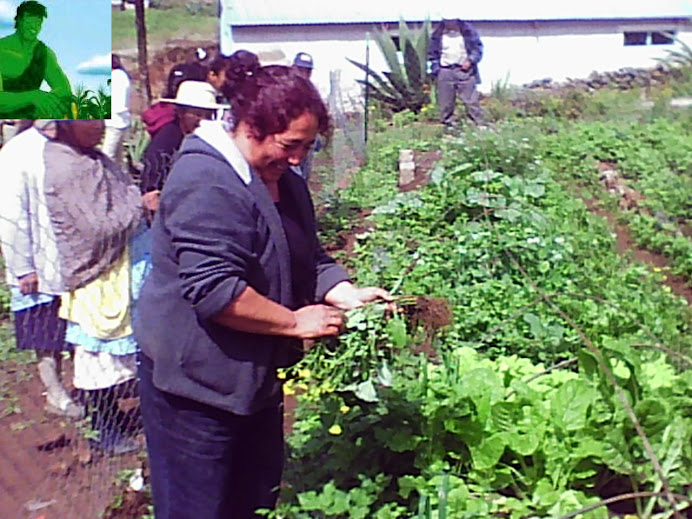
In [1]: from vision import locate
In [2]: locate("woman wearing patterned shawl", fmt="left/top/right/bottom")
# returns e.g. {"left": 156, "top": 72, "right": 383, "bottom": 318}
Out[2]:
{"left": 42, "top": 120, "right": 158, "bottom": 455}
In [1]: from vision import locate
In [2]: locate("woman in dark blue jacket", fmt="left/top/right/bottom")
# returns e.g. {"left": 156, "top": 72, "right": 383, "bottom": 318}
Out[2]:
{"left": 135, "top": 63, "right": 390, "bottom": 518}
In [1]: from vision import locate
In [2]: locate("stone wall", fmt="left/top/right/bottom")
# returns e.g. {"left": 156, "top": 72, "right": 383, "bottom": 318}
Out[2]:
{"left": 523, "top": 64, "right": 682, "bottom": 92}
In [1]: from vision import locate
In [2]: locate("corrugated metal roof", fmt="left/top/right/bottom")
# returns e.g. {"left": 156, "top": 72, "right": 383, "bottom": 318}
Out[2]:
{"left": 224, "top": 0, "right": 692, "bottom": 25}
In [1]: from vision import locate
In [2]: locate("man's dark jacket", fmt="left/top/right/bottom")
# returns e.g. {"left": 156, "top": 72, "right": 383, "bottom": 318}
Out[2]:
{"left": 139, "top": 120, "right": 183, "bottom": 194}
{"left": 428, "top": 20, "right": 483, "bottom": 83}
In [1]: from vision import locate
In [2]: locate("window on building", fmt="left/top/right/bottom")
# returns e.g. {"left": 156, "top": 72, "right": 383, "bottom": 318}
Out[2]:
{"left": 623, "top": 30, "right": 677, "bottom": 46}
{"left": 624, "top": 31, "right": 648, "bottom": 46}
{"left": 651, "top": 31, "right": 676, "bottom": 45}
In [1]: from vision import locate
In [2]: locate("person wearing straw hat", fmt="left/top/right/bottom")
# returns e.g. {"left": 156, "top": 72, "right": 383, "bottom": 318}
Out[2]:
{"left": 428, "top": 10, "right": 484, "bottom": 128}
{"left": 141, "top": 62, "right": 209, "bottom": 138}
{"left": 139, "top": 81, "right": 229, "bottom": 200}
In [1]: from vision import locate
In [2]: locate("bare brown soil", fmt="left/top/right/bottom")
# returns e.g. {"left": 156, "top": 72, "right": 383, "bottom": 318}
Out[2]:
{"left": 399, "top": 150, "right": 443, "bottom": 193}
{"left": 401, "top": 296, "right": 454, "bottom": 357}
{"left": 408, "top": 296, "right": 454, "bottom": 331}
{"left": 591, "top": 162, "right": 692, "bottom": 304}
{"left": 0, "top": 359, "right": 144, "bottom": 519}
{"left": 121, "top": 42, "right": 220, "bottom": 114}
{"left": 583, "top": 197, "right": 692, "bottom": 305}
{"left": 102, "top": 487, "right": 151, "bottom": 519}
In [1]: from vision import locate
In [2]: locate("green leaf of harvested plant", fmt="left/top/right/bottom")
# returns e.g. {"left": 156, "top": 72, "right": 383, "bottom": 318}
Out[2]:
{"left": 524, "top": 181, "right": 545, "bottom": 198}
{"left": 355, "top": 379, "right": 379, "bottom": 402}
{"left": 376, "top": 362, "right": 394, "bottom": 387}
{"left": 386, "top": 317, "right": 408, "bottom": 349}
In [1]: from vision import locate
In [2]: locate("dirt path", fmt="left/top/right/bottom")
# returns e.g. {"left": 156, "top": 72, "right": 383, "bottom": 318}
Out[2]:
{"left": 0, "top": 359, "right": 143, "bottom": 519}
{"left": 583, "top": 197, "right": 692, "bottom": 305}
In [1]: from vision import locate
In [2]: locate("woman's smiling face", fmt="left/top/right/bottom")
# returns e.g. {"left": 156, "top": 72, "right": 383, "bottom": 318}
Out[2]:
{"left": 248, "top": 111, "right": 318, "bottom": 184}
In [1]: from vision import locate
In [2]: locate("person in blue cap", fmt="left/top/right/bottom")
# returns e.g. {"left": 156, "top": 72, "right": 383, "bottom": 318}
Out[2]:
{"left": 292, "top": 52, "right": 322, "bottom": 182}
{"left": 292, "top": 51, "right": 314, "bottom": 79}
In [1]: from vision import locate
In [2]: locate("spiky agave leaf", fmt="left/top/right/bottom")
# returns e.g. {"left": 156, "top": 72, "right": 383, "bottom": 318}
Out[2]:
{"left": 403, "top": 39, "right": 423, "bottom": 94}
{"left": 397, "top": 18, "right": 431, "bottom": 86}
{"left": 374, "top": 26, "right": 407, "bottom": 91}
{"left": 349, "top": 18, "right": 432, "bottom": 113}
{"left": 356, "top": 80, "right": 407, "bottom": 110}
{"left": 383, "top": 70, "right": 415, "bottom": 100}
{"left": 347, "top": 58, "right": 402, "bottom": 99}
{"left": 655, "top": 33, "right": 692, "bottom": 71}
{"left": 415, "top": 18, "right": 432, "bottom": 79}
{"left": 398, "top": 17, "right": 413, "bottom": 81}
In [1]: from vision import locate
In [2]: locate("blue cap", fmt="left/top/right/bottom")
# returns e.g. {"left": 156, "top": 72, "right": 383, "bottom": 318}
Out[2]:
{"left": 293, "top": 52, "right": 314, "bottom": 69}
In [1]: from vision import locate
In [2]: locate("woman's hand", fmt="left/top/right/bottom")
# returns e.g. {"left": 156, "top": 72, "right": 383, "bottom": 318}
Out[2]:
{"left": 142, "top": 190, "right": 161, "bottom": 212}
{"left": 291, "top": 304, "right": 345, "bottom": 339}
{"left": 324, "top": 281, "right": 393, "bottom": 311}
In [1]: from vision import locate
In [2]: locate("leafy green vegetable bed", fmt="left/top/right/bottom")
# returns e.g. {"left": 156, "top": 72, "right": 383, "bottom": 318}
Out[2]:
{"left": 270, "top": 118, "right": 692, "bottom": 519}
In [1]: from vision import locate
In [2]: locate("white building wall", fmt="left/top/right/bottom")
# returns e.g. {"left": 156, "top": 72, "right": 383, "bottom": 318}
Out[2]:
{"left": 483, "top": 32, "right": 692, "bottom": 88}
{"left": 229, "top": 20, "right": 692, "bottom": 106}
{"left": 230, "top": 25, "right": 390, "bottom": 103}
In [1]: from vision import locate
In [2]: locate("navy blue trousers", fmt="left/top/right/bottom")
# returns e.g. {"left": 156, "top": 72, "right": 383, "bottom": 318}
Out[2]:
{"left": 138, "top": 354, "right": 284, "bottom": 519}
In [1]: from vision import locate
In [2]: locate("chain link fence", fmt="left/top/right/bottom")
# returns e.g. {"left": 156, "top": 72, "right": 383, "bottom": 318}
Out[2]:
{"left": 0, "top": 71, "right": 367, "bottom": 516}
{"left": 0, "top": 121, "right": 151, "bottom": 519}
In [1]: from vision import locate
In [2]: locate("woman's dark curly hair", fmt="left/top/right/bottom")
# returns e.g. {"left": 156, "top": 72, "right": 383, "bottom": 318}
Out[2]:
{"left": 221, "top": 59, "right": 330, "bottom": 142}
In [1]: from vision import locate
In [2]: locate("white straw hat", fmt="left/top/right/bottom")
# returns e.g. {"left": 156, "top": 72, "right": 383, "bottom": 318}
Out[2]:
{"left": 159, "top": 81, "right": 230, "bottom": 110}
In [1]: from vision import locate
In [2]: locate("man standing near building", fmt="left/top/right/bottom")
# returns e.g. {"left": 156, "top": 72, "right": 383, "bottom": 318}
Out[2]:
{"left": 428, "top": 14, "right": 484, "bottom": 128}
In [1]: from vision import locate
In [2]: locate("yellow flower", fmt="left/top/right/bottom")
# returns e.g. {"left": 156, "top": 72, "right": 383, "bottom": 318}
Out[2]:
{"left": 277, "top": 370, "right": 287, "bottom": 380}
{"left": 328, "top": 424, "right": 342, "bottom": 435}
{"left": 298, "top": 368, "right": 311, "bottom": 379}
{"left": 653, "top": 267, "right": 662, "bottom": 273}
{"left": 340, "top": 405, "right": 350, "bottom": 414}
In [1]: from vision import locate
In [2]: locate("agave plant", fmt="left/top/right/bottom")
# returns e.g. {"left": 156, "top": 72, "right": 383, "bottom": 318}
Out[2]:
{"left": 348, "top": 18, "right": 432, "bottom": 113}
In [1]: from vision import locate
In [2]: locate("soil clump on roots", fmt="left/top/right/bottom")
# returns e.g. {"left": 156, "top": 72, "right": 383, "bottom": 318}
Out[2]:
{"left": 402, "top": 296, "right": 454, "bottom": 357}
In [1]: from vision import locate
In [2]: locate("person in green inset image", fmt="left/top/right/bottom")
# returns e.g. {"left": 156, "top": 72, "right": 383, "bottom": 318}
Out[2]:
{"left": 0, "top": 1, "right": 71, "bottom": 118}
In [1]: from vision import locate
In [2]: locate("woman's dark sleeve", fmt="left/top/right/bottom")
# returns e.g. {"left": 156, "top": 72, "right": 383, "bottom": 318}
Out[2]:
{"left": 160, "top": 163, "right": 256, "bottom": 321}
{"left": 140, "top": 137, "right": 163, "bottom": 194}
{"left": 314, "top": 241, "right": 351, "bottom": 302}
{"left": 301, "top": 181, "right": 351, "bottom": 301}
{"left": 140, "top": 126, "right": 180, "bottom": 194}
